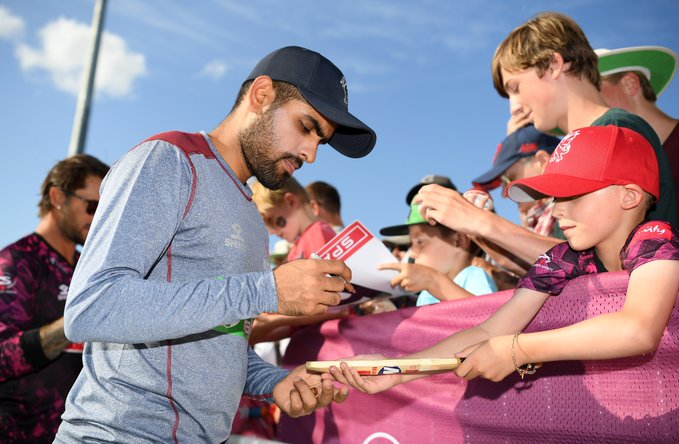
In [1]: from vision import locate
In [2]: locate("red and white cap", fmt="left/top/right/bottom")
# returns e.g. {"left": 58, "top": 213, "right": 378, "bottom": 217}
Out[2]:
{"left": 507, "top": 125, "right": 660, "bottom": 203}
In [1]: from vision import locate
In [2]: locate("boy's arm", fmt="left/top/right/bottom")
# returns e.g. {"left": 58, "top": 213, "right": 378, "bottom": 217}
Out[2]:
{"left": 414, "top": 185, "right": 562, "bottom": 266}
{"left": 515, "top": 259, "right": 679, "bottom": 363}
{"left": 472, "top": 236, "right": 532, "bottom": 275}
{"left": 330, "top": 287, "right": 549, "bottom": 393}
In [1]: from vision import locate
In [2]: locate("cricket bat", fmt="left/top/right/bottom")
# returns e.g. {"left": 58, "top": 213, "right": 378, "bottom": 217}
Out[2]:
{"left": 306, "top": 358, "right": 463, "bottom": 376}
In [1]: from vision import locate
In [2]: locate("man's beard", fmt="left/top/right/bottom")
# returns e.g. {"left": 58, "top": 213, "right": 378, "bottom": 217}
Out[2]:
{"left": 57, "top": 205, "right": 87, "bottom": 246}
{"left": 240, "top": 107, "right": 302, "bottom": 190}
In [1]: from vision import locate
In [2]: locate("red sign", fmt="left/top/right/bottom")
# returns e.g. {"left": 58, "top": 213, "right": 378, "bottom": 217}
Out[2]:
{"left": 316, "top": 221, "right": 372, "bottom": 261}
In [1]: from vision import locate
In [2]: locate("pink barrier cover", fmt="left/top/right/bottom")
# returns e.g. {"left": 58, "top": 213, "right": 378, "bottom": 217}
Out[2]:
{"left": 278, "top": 271, "right": 679, "bottom": 443}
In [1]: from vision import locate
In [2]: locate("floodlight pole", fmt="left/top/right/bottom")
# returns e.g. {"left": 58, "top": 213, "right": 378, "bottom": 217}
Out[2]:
{"left": 68, "top": 0, "right": 107, "bottom": 157}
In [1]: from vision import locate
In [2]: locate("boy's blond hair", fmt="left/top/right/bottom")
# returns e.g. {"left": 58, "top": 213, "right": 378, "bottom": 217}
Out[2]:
{"left": 492, "top": 12, "right": 601, "bottom": 98}
{"left": 252, "top": 176, "right": 309, "bottom": 214}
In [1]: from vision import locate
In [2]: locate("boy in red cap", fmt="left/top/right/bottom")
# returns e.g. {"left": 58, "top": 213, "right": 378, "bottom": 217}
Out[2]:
{"left": 329, "top": 125, "right": 679, "bottom": 391}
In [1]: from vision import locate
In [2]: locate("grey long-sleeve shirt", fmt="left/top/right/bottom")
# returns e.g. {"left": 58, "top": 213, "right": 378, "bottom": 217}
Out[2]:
{"left": 56, "top": 131, "right": 288, "bottom": 443}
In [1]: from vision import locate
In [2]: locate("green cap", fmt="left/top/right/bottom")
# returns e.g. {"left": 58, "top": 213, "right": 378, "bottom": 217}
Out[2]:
{"left": 379, "top": 202, "right": 427, "bottom": 236}
{"left": 596, "top": 46, "right": 678, "bottom": 97}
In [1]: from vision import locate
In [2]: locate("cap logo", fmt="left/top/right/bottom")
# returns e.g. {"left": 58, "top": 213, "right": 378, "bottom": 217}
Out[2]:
{"left": 519, "top": 142, "right": 538, "bottom": 154}
{"left": 340, "top": 76, "right": 348, "bottom": 106}
{"left": 551, "top": 130, "right": 580, "bottom": 163}
{"left": 492, "top": 143, "right": 503, "bottom": 164}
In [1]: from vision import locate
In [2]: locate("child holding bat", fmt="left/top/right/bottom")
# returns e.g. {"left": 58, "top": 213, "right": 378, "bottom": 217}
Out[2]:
{"left": 327, "top": 125, "right": 679, "bottom": 391}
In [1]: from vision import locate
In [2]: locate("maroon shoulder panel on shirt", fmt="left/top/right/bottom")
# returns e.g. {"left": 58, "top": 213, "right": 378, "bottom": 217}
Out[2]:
{"left": 145, "top": 131, "right": 216, "bottom": 158}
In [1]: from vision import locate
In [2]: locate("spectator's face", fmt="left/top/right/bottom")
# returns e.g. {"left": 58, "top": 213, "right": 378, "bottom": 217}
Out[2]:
{"left": 261, "top": 204, "right": 298, "bottom": 243}
{"left": 408, "top": 224, "right": 458, "bottom": 273}
{"left": 57, "top": 175, "right": 102, "bottom": 246}
{"left": 552, "top": 186, "right": 621, "bottom": 251}
{"left": 241, "top": 99, "right": 337, "bottom": 190}
{"left": 502, "top": 155, "right": 545, "bottom": 195}
{"left": 501, "top": 67, "right": 559, "bottom": 133}
{"left": 599, "top": 78, "right": 633, "bottom": 111}
{"left": 503, "top": 155, "right": 550, "bottom": 225}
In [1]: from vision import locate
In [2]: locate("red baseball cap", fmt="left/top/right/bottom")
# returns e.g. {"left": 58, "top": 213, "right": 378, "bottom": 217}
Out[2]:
{"left": 507, "top": 125, "right": 660, "bottom": 202}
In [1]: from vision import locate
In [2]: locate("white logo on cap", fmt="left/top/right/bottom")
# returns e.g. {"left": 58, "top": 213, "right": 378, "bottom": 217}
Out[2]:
{"left": 551, "top": 130, "right": 580, "bottom": 163}
{"left": 340, "top": 77, "right": 348, "bottom": 106}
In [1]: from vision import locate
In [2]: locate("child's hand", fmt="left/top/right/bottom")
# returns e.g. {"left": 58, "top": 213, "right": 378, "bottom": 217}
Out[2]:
{"left": 378, "top": 262, "right": 440, "bottom": 293}
{"left": 453, "top": 335, "right": 517, "bottom": 382}
{"left": 324, "top": 354, "right": 402, "bottom": 395}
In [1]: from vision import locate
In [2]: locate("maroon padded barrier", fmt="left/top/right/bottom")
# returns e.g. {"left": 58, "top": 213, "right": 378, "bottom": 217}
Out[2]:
{"left": 277, "top": 271, "right": 679, "bottom": 443}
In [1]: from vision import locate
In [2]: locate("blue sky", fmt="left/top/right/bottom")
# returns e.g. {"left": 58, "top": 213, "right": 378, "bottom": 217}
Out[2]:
{"left": 1, "top": 0, "right": 679, "bottom": 250}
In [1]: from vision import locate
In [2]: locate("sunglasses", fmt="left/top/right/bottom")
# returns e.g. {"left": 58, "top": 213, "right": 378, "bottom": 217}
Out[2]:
{"left": 67, "top": 192, "right": 99, "bottom": 216}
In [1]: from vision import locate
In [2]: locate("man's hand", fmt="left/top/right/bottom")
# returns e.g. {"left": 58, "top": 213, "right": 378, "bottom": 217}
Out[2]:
{"left": 39, "top": 317, "right": 71, "bottom": 360}
{"left": 274, "top": 259, "right": 353, "bottom": 316}
{"left": 273, "top": 364, "right": 349, "bottom": 418}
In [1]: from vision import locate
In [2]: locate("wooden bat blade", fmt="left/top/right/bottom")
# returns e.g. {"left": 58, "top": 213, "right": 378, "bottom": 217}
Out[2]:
{"left": 306, "top": 358, "right": 462, "bottom": 376}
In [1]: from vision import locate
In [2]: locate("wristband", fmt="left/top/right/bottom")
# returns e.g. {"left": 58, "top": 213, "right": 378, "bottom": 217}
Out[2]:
{"left": 511, "top": 332, "right": 542, "bottom": 379}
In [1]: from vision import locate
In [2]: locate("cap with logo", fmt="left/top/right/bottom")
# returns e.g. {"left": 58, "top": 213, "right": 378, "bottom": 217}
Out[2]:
{"left": 405, "top": 174, "right": 457, "bottom": 205}
{"left": 472, "top": 125, "right": 562, "bottom": 189}
{"left": 380, "top": 202, "right": 429, "bottom": 237}
{"left": 596, "top": 46, "right": 678, "bottom": 97}
{"left": 507, "top": 125, "right": 660, "bottom": 203}
{"left": 245, "top": 46, "right": 376, "bottom": 158}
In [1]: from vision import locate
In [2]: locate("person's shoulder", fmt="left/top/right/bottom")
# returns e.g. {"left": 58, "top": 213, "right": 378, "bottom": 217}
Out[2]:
{"left": 463, "top": 265, "right": 492, "bottom": 279}
{"left": 622, "top": 220, "right": 679, "bottom": 271}
{"left": 592, "top": 108, "right": 660, "bottom": 147}
{"left": 311, "top": 219, "right": 338, "bottom": 238}
{"left": 627, "top": 220, "right": 676, "bottom": 244}
{"left": 0, "top": 233, "right": 40, "bottom": 257}
{"left": 0, "top": 234, "right": 44, "bottom": 277}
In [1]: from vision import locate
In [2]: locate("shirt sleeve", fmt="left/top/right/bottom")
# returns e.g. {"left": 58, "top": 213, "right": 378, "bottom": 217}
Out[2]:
{"left": 622, "top": 221, "right": 679, "bottom": 272}
{"left": 518, "top": 242, "right": 582, "bottom": 295}
{"left": 0, "top": 250, "right": 50, "bottom": 381}
{"left": 243, "top": 346, "right": 289, "bottom": 404}
{"left": 64, "top": 141, "right": 278, "bottom": 344}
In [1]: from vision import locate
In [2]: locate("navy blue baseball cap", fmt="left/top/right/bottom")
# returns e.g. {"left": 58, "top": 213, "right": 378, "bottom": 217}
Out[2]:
{"left": 472, "top": 125, "right": 561, "bottom": 187}
{"left": 245, "top": 46, "right": 377, "bottom": 158}
{"left": 405, "top": 174, "right": 457, "bottom": 205}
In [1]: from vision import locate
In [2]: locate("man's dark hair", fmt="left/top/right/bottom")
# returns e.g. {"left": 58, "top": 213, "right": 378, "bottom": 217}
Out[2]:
{"left": 306, "top": 181, "right": 341, "bottom": 214}
{"left": 39, "top": 154, "right": 110, "bottom": 217}
{"left": 231, "top": 79, "right": 305, "bottom": 112}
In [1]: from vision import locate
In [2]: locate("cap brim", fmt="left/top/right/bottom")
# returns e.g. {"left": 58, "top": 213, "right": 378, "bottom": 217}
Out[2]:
{"left": 597, "top": 46, "right": 678, "bottom": 97}
{"left": 379, "top": 224, "right": 410, "bottom": 237}
{"left": 406, "top": 181, "right": 458, "bottom": 204}
{"left": 472, "top": 159, "right": 516, "bottom": 185}
{"left": 380, "top": 234, "right": 411, "bottom": 246}
{"left": 299, "top": 89, "right": 376, "bottom": 158}
{"left": 472, "top": 177, "right": 503, "bottom": 192}
{"left": 507, "top": 174, "right": 612, "bottom": 203}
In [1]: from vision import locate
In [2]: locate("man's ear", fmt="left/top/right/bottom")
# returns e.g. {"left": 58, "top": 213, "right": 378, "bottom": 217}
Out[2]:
{"left": 620, "top": 72, "right": 641, "bottom": 98}
{"left": 49, "top": 186, "right": 66, "bottom": 211}
{"left": 248, "top": 75, "right": 276, "bottom": 113}
{"left": 620, "top": 184, "right": 645, "bottom": 210}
